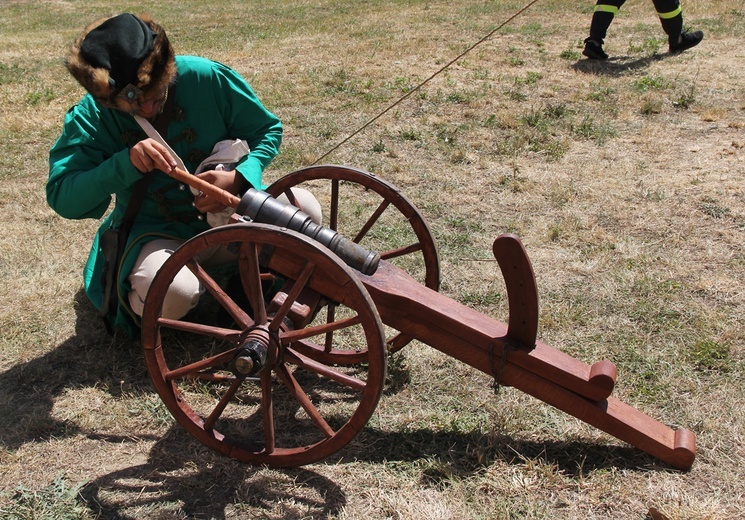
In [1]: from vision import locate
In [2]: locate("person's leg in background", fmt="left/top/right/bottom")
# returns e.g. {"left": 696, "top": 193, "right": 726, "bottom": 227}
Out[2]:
{"left": 583, "top": 0, "right": 626, "bottom": 60}
{"left": 653, "top": 0, "right": 703, "bottom": 52}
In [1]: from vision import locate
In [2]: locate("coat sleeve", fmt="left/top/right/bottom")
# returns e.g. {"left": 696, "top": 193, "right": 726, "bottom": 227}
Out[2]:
{"left": 47, "top": 99, "right": 143, "bottom": 220}
{"left": 210, "top": 62, "right": 283, "bottom": 190}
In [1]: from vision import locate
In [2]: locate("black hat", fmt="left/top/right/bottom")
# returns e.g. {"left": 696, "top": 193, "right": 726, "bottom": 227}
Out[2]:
{"left": 66, "top": 13, "right": 176, "bottom": 103}
{"left": 80, "top": 13, "right": 156, "bottom": 91}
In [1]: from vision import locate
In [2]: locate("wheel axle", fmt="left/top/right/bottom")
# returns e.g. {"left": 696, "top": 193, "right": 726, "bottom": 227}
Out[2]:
{"left": 232, "top": 328, "right": 271, "bottom": 376}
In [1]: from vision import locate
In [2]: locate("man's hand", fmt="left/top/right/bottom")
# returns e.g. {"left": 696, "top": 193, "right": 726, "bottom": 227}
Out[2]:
{"left": 130, "top": 138, "right": 178, "bottom": 174}
{"left": 193, "top": 169, "right": 247, "bottom": 213}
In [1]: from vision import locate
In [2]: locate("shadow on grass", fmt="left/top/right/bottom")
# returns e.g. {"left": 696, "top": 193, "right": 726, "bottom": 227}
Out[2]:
{"left": 0, "top": 289, "right": 677, "bottom": 517}
{"left": 0, "top": 289, "right": 346, "bottom": 518}
{"left": 348, "top": 426, "right": 664, "bottom": 479}
{"left": 79, "top": 427, "right": 346, "bottom": 519}
{"left": 572, "top": 52, "right": 667, "bottom": 76}
{"left": 83, "top": 380, "right": 669, "bottom": 515}
{"left": 0, "top": 290, "right": 149, "bottom": 450}
{"left": 76, "top": 421, "right": 664, "bottom": 518}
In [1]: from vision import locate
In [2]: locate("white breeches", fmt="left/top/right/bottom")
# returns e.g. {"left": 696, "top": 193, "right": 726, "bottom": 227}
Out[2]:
{"left": 127, "top": 187, "right": 321, "bottom": 319}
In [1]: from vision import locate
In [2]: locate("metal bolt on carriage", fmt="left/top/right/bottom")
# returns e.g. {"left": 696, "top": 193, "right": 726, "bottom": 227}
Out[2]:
{"left": 140, "top": 165, "right": 696, "bottom": 470}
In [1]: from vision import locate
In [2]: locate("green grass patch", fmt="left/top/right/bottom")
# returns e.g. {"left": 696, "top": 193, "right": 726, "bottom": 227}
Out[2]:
{"left": 1, "top": 475, "right": 92, "bottom": 520}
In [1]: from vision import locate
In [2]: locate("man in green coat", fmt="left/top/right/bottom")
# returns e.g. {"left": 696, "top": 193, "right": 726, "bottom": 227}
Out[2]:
{"left": 47, "top": 13, "right": 290, "bottom": 337}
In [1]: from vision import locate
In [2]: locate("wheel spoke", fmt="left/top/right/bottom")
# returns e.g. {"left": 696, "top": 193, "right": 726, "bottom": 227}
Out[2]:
{"left": 203, "top": 375, "right": 244, "bottom": 431}
{"left": 330, "top": 179, "right": 339, "bottom": 230}
{"left": 261, "top": 370, "right": 275, "bottom": 454}
{"left": 186, "top": 258, "right": 252, "bottom": 329}
{"left": 285, "top": 348, "right": 367, "bottom": 392}
{"left": 352, "top": 199, "right": 390, "bottom": 243}
{"left": 324, "top": 304, "right": 337, "bottom": 352}
{"left": 164, "top": 348, "right": 237, "bottom": 381}
{"left": 280, "top": 313, "right": 362, "bottom": 343}
{"left": 269, "top": 260, "right": 316, "bottom": 333}
{"left": 240, "top": 242, "right": 268, "bottom": 324}
{"left": 379, "top": 241, "right": 424, "bottom": 261}
{"left": 280, "top": 188, "right": 298, "bottom": 206}
{"left": 157, "top": 317, "right": 241, "bottom": 340}
{"left": 276, "top": 364, "right": 335, "bottom": 438}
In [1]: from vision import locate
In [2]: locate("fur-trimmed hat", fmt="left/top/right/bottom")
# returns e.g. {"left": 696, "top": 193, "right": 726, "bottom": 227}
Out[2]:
{"left": 66, "top": 13, "right": 176, "bottom": 103}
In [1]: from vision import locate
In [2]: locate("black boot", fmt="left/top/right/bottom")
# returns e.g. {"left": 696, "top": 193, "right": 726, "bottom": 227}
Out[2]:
{"left": 669, "top": 31, "right": 704, "bottom": 53}
{"left": 583, "top": 38, "right": 608, "bottom": 60}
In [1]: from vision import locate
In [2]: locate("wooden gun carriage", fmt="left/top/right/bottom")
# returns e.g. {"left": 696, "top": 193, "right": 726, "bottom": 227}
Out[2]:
{"left": 141, "top": 165, "right": 696, "bottom": 470}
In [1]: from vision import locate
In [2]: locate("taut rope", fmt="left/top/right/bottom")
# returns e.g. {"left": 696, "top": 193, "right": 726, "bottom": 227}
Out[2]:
{"left": 312, "top": 0, "right": 541, "bottom": 164}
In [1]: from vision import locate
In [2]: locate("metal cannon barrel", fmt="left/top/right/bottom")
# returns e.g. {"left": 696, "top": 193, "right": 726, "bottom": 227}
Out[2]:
{"left": 236, "top": 188, "right": 380, "bottom": 276}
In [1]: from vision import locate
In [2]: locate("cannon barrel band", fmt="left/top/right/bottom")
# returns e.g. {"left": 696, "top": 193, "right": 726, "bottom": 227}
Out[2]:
{"left": 236, "top": 188, "right": 380, "bottom": 276}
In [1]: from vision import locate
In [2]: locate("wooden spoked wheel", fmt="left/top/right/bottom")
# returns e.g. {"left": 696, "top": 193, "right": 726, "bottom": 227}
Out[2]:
{"left": 141, "top": 223, "right": 386, "bottom": 467}
{"left": 267, "top": 164, "right": 440, "bottom": 352}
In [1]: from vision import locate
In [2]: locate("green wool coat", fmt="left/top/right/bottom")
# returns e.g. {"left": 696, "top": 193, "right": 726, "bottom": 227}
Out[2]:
{"left": 47, "top": 55, "right": 282, "bottom": 337}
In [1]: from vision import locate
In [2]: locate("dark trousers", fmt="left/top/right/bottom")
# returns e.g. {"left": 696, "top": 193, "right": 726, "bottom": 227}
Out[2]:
{"left": 589, "top": 0, "right": 683, "bottom": 43}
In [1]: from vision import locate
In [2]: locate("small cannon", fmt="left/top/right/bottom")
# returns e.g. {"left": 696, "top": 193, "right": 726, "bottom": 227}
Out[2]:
{"left": 141, "top": 165, "right": 696, "bottom": 470}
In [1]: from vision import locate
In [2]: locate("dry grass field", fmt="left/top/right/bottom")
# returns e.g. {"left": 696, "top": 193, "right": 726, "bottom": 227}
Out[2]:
{"left": 1, "top": 0, "right": 743, "bottom": 518}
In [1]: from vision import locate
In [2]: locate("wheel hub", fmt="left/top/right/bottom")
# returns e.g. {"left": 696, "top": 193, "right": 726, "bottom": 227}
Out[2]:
{"left": 231, "top": 326, "right": 273, "bottom": 377}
